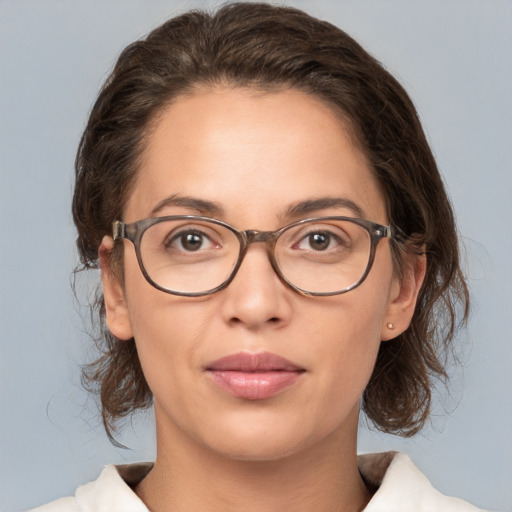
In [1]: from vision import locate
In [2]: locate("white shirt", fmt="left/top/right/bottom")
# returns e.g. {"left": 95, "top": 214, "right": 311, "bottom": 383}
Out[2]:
{"left": 29, "top": 452, "right": 488, "bottom": 511}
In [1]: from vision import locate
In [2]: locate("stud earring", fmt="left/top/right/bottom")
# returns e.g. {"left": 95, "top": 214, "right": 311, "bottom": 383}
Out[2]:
{"left": 386, "top": 323, "right": 395, "bottom": 330}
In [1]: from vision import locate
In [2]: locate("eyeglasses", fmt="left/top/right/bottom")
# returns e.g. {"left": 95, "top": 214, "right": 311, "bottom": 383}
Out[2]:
{"left": 112, "top": 215, "right": 397, "bottom": 297}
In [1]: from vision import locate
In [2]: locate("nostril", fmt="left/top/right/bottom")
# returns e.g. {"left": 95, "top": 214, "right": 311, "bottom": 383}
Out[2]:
{"left": 229, "top": 316, "right": 280, "bottom": 326}
{"left": 229, "top": 316, "right": 281, "bottom": 326}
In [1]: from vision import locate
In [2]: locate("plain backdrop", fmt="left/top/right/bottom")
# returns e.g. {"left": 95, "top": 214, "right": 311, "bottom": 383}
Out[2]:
{"left": 1, "top": 1, "right": 511, "bottom": 511}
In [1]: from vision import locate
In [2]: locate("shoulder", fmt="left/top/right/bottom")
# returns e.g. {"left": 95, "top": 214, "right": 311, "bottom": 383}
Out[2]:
{"left": 359, "top": 452, "right": 490, "bottom": 512}
{"left": 27, "top": 496, "right": 80, "bottom": 512}
{"left": 27, "top": 463, "right": 152, "bottom": 512}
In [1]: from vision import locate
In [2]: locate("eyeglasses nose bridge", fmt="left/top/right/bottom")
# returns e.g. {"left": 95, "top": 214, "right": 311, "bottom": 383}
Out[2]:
{"left": 237, "top": 228, "right": 280, "bottom": 268}
{"left": 241, "top": 229, "right": 280, "bottom": 256}
{"left": 230, "top": 229, "right": 286, "bottom": 290}
{"left": 244, "top": 229, "right": 273, "bottom": 244}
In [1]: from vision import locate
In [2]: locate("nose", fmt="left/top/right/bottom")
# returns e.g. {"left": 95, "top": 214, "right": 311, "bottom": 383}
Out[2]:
{"left": 218, "top": 244, "right": 293, "bottom": 330}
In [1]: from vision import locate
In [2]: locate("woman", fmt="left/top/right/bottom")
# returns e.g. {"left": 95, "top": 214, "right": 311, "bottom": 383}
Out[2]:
{"left": 32, "top": 3, "right": 487, "bottom": 511}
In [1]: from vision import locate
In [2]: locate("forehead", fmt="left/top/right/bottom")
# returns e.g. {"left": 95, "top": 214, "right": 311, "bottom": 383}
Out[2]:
{"left": 125, "top": 87, "right": 387, "bottom": 225}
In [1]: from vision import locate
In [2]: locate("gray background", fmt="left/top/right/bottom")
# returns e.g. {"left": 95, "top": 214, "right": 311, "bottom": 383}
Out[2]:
{"left": 1, "top": 1, "right": 510, "bottom": 511}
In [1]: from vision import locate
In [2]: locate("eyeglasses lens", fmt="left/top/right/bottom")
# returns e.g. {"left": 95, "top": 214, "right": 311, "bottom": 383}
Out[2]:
{"left": 139, "top": 218, "right": 371, "bottom": 295}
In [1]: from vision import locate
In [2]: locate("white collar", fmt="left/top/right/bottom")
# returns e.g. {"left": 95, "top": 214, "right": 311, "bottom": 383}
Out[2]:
{"left": 70, "top": 452, "right": 484, "bottom": 511}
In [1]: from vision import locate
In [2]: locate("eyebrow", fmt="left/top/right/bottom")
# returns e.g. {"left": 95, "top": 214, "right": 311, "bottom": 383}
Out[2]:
{"left": 150, "top": 194, "right": 224, "bottom": 217}
{"left": 150, "top": 194, "right": 366, "bottom": 221}
{"left": 282, "top": 197, "right": 366, "bottom": 219}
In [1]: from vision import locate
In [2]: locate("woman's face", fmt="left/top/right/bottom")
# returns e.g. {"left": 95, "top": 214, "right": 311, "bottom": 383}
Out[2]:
{"left": 101, "top": 87, "right": 419, "bottom": 461}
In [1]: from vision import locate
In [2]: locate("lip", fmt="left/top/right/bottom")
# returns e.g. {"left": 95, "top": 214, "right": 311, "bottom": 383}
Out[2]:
{"left": 205, "top": 352, "right": 305, "bottom": 400}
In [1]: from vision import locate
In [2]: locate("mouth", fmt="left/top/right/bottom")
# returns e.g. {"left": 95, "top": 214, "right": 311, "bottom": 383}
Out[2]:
{"left": 205, "top": 352, "right": 306, "bottom": 400}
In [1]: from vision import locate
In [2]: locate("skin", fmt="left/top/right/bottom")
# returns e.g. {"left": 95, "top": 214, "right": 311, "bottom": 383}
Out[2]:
{"left": 99, "top": 87, "right": 425, "bottom": 512}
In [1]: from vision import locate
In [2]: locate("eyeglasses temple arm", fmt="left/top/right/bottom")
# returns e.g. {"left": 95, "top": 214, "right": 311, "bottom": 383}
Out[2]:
{"left": 390, "top": 225, "right": 427, "bottom": 255}
{"left": 387, "top": 223, "right": 406, "bottom": 241}
{"left": 112, "top": 220, "right": 125, "bottom": 240}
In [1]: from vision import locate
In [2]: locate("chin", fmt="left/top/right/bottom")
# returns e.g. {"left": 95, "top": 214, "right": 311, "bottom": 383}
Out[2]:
{"left": 195, "top": 413, "right": 335, "bottom": 463}
{"left": 209, "top": 435, "right": 308, "bottom": 463}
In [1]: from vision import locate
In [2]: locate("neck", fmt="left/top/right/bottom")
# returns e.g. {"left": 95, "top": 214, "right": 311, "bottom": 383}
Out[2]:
{"left": 136, "top": 408, "right": 371, "bottom": 512}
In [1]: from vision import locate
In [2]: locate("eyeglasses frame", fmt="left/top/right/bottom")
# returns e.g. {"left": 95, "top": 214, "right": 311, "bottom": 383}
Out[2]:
{"left": 112, "top": 215, "right": 398, "bottom": 297}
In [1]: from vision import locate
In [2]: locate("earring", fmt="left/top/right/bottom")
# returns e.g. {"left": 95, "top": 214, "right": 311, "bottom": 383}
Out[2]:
{"left": 386, "top": 323, "right": 395, "bottom": 330}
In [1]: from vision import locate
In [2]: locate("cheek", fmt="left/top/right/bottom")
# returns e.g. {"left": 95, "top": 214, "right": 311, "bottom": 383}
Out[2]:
{"left": 127, "top": 293, "right": 202, "bottom": 370}
{"left": 121, "top": 257, "right": 191, "bottom": 384}
{"left": 122, "top": 247, "right": 204, "bottom": 344}
{"left": 123, "top": 266, "right": 220, "bottom": 405}
{"left": 310, "top": 299, "right": 383, "bottom": 392}
{"left": 303, "top": 271, "right": 394, "bottom": 410}
{"left": 127, "top": 300, "right": 206, "bottom": 428}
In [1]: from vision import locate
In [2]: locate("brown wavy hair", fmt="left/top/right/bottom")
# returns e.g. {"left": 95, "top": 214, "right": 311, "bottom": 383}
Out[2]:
{"left": 73, "top": 2, "right": 469, "bottom": 442}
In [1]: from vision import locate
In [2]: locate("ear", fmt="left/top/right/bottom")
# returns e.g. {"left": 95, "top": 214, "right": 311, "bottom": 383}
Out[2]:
{"left": 381, "top": 252, "right": 426, "bottom": 341}
{"left": 99, "top": 236, "right": 133, "bottom": 340}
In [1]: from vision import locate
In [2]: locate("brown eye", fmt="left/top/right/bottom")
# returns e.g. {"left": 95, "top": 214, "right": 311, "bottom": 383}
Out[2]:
{"left": 166, "top": 230, "right": 213, "bottom": 252}
{"left": 180, "top": 232, "right": 204, "bottom": 251}
{"left": 296, "top": 230, "right": 342, "bottom": 251}
{"left": 308, "top": 232, "right": 331, "bottom": 251}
